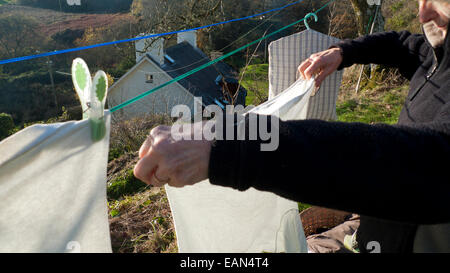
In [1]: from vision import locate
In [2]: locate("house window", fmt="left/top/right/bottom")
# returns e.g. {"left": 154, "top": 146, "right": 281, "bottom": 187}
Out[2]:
{"left": 146, "top": 74, "right": 153, "bottom": 83}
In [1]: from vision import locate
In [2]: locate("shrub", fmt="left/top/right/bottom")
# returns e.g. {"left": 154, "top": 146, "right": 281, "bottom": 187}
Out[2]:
{"left": 110, "top": 113, "right": 172, "bottom": 158}
{"left": 0, "top": 112, "right": 14, "bottom": 140}
{"left": 107, "top": 169, "right": 148, "bottom": 200}
{"left": 383, "top": 0, "right": 421, "bottom": 33}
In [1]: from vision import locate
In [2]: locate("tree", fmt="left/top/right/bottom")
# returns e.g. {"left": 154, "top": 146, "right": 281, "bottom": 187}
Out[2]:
{"left": 349, "top": 0, "right": 385, "bottom": 36}
{"left": 0, "top": 113, "right": 14, "bottom": 140}
{"left": 349, "top": 0, "right": 385, "bottom": 90}
{"left": 131, "top": 0, "right": 226, "bottom": 53}
{"left": 327, "top": 0, "right": 358, "bottom": 39}
{"left": 74, "top": 21, "right": 136, "bottom": 73}
{"left": 0, "top": 14, "right": 48, "bottom": 75}
{"left": 0, "top": 14, "right": 43, "bottom": 59}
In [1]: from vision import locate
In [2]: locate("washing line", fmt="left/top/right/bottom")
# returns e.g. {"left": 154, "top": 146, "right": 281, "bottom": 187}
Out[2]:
{"left": 110, "top": 0, "right": 337, "bottom": 113}
{"left": 48, "top": 7, "right": 288, "bottom": 81}
{"left": 0, "top": 0, "right": 306, "bottom": 65}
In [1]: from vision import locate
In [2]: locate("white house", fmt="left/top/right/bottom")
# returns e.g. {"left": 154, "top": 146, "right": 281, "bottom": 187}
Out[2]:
{"left": 108, "top": 31, "right": 246, "bottom": 120}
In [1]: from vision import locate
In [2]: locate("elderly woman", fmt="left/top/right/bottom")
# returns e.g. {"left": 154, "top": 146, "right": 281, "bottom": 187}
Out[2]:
{"left": 134, "top": 0, "right": 450, "bottom": 253}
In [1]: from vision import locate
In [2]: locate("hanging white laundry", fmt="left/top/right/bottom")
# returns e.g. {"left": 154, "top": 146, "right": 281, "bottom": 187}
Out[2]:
{"left": 246, "top": 77, "right": 315, "bottom": 120}
{"left": 268, "top": 29, "right": 343, "bottom": 120}
{"left": 165, "top": 78, "right": 316, "bottom": 253}
{"left": 0, "top": 112, "right": 112, "bottom": 253}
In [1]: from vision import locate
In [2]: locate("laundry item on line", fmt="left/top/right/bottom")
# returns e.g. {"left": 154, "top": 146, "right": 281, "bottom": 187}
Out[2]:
{"left": 166, "top": 78, "right": 315, "bottom": 253}
{"left": 269, "top": 29, "right": 343, "bottom": 120}
{"left": 0, "top": 112, "right": 112, "bottom": 253}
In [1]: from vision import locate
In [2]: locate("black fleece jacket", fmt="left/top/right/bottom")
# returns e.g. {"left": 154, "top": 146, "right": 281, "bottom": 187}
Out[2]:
{"left": 208, "top": 30, "right": 450, "bottom": 252}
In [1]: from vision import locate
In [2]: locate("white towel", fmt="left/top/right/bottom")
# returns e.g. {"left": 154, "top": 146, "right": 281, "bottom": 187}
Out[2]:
{"left": 0, "top": 112, "right": 112, "bottom": 253}
{"left": 165, "top": 79, "right": 316, "bottom": 253}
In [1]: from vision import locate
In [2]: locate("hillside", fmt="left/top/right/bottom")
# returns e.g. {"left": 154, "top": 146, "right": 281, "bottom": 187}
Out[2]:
{"left": 10, "top": 0, "right": 132, "bottom": 13}
{"left": 0, "top": 4, "right": 134, "bottom": 36}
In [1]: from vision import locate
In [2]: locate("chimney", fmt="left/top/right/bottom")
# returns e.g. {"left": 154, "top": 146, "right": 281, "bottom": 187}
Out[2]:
{"left": 177, "top": 30, "right": 197, "bottom": 48}
{"left": 135, "top": 34, "right": 164, "bottom": 65}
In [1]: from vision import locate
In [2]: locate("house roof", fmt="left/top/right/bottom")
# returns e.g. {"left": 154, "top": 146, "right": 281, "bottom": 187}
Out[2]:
{"left": 109, "top": 41, "right": 247, "bottom": 108}
{"left": 150, "top": 41, "right": 246, "bottom": 107}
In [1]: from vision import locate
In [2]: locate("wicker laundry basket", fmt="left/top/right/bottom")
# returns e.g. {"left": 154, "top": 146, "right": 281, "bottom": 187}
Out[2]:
{"left": 300, "top": 207, "right": 353, "bottom": 237}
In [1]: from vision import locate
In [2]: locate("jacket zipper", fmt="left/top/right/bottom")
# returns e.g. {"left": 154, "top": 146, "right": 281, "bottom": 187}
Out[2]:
{"left": 409, "top": 50, "right": 439, "bottom": 101}
{"left": 428, "top": 50, "right": 439, "bottom": 79}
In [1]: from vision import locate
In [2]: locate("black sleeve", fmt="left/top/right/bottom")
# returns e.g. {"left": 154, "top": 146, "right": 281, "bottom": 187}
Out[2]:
{"left": 208, "top": 113, "right": 450, "bottom": 225}
{"left": 332, "top": 31, "right": 431, "bottom": 80}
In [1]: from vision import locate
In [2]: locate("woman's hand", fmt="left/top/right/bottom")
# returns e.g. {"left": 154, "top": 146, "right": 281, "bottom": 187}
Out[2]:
{"left": 298, "top": 47, "right": 343, "bottom": 88}
{"left": 134, "top": 123, "right": 212, "bottom": 188}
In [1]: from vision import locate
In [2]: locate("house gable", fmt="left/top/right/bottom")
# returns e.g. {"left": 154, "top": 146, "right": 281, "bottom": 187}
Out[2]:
{"left": 108, "top": 56, "right": 199, "bottom": 119}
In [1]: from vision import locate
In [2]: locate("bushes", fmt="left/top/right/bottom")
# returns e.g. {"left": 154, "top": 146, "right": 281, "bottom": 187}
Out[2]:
{"left": 107, "top": 169, "right": 147, "bottom": 200}
{"left": 0, "top": 79, "right": 76, "bottom": 124}
{"left": 0, "top": 14, "right": 47, "bottom": 74}
{"left": 109, "top": 114, "right": 172, "bottom": 160}
{"left": 108, "top": 187, "right": 177, "bottom": 253}
{"left": 107, "top": 57, "right": 135, "bottom": 79}
{"left": 107, "top": 114, "right": 173, "bottom": 199}
{"left": 383, "top": 0, "right": 421, "bottom": 33}
{"left": 0, "top": 112, "right": 14, "bottom": 140}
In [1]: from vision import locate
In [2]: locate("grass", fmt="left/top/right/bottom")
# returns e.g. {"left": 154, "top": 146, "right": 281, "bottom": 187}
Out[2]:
{"left": 0, "top": 0, "right": 12, "bottom": 5}
{"left": 337, "top": 86, "right": 408, "bottom": 125}
{"left": 108, "top": 187, "right": 177, "bottom": 253}
{"left": 107, "top": 169, "right": 148, "bottom": 200}
{"left": 107, "top": 150, "right": 177, "bottom": 253}
{"left": 337, "top": 65, "right": 409, "bottom": 125}
{"left": 383, "top": 0, "right": 422, "bottom": 34}
{"left": 239, "top": 64, "right": 269, "bottom": 106}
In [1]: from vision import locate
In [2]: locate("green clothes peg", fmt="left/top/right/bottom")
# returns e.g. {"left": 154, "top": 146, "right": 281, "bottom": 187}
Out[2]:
{"left": 71, "top": 58, "right": 108, "bottom": 142}
{"left": 72, "top": 58, "right": 91, "bottom": 120}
